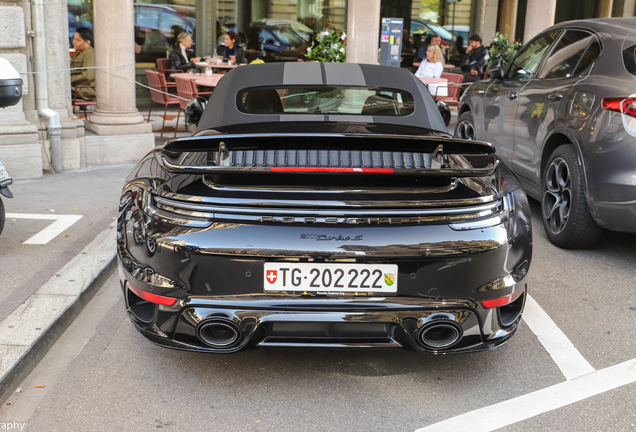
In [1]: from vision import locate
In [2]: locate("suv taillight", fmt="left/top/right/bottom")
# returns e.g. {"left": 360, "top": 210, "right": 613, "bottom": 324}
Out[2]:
{"left": 602, "top": 97, "right": 636, "bottom": 118}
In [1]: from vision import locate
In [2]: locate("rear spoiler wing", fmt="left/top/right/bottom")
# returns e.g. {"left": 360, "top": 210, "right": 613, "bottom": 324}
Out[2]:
{"left": 160, "top": 133, "right": 498, "bottom": 178}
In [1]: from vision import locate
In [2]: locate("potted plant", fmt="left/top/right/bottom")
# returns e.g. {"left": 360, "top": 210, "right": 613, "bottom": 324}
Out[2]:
{"left": 489, "top": 32, "right": 521, "bottom": 66}
{"left": 306, "top": 30, "right": 346, "bottom": 63}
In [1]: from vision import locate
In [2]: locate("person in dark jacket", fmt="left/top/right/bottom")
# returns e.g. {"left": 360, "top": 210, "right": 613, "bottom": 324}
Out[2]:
{"left": 416, "top": 34, "right": 447, "bottom": 63}
{"left": 461, "top": 34, "right": 489, "bottom": 83}
{"left": 168, "top": 32, "right": 201, "bottom": 73}
{"left": 216, "top": 31, "right": 246, "bottom": 64}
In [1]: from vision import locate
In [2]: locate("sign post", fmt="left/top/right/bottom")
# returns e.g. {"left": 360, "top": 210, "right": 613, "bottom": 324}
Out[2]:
{"left": 379, "top": 17, "right": 403, "bottom": 67}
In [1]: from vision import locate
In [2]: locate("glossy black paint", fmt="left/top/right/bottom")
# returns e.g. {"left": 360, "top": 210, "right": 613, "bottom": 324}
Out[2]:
{"left": 118, "top": 63, "right": 532, "bottom": 354}
{"left": 117, "top": 136, "right": 532, "bottom": 354}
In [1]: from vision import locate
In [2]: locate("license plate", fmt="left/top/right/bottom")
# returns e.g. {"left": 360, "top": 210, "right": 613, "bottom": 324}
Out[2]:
{"left": 0, "top": 160, "right": 11, "bottom": 183}
{"left": 263, "top": 263, "right": 398, "bottom": 294}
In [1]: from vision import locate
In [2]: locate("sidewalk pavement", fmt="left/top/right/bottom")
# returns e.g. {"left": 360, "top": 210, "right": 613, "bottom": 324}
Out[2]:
{"left": 0, "top": 163, "right": 136, "bottom": 404}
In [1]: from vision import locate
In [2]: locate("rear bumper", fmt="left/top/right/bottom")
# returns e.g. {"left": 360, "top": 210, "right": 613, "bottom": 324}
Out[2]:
{"left": 122, "top": 276, "right": 528, "bottom": 354}
{"left": 589, "top": 199, "right": 636, "bottom": 232}
{"left": 117, "top": 182, "right": 532, "bottom": 353}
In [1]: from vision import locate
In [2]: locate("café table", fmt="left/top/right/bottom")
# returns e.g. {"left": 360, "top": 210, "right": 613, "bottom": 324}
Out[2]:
{"left": 172, "top": 72, "right": 224, "bottom": 88}
{"left": 417, "top": 76, "right": 448, "bottom": 97}
{"left": 195, "top": 62, "right": 241, "bottom": 70}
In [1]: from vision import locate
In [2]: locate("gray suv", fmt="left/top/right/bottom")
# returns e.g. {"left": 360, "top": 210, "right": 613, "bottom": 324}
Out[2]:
{"left": 456, "top": 17, "right": 636, "bottom": 248}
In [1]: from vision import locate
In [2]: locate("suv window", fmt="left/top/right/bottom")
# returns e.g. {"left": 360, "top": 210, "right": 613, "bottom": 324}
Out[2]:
{"left": 507, "top": 31, "right": 561, "bottom": 80}
{"left": 622, "top": 35, "right": 636, "bottom": 76}
{"left": 574, "top": 39, "right": 601, "bottom": 75}
{"left": 539, "top": 30, "right": 597, "bottom": 79}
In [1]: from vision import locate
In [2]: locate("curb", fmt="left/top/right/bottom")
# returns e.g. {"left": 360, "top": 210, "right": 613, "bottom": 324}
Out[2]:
{"left": 0, "top": 221, "right": 117, "bottom": 404}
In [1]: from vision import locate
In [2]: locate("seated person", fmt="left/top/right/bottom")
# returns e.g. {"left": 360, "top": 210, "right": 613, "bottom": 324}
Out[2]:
{"left": 414, "top": 44, "right": 447, "bottom": 97}
{"left": 415, "top": 34, "right": 447, "bottom": 64}
{"left": 168, "top": 32, "right": 201, "bottom": 74}
{"left": 216, "top": 31, "right": 246, "bottom": 64}
{"left": 461, "top": 34, "right": 489, "bottom": 83}
{"left": 70, "top": 27, "right": 96, "bottom": 101}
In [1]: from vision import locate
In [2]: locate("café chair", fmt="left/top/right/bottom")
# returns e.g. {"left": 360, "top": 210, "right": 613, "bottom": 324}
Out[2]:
{"left": 434, "top": 72, "right": 464, "bottom": 109}
{"left": 71, "top": 85, "right": 96, "bottom": 117}
{"left": 174, "top": 78, "right": 212, "bottom": 138}
{"left": 145, "top": 69, "right": 180, "bottom": 138}
{"left": 156, "top": 58, "right": 180, "bottom": 88}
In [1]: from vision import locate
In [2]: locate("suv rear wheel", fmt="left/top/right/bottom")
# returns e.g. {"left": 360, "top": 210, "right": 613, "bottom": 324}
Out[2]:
{"left": 541, "top": 145, "right": 602, "bottom": 248}
{"left": 455, "top": 111, "right": 476, "bottom": 140}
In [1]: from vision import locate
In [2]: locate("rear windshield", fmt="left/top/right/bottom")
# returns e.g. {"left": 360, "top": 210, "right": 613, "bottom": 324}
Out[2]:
{"left": 237, "top": 86, "right": 415, "bottom": 116}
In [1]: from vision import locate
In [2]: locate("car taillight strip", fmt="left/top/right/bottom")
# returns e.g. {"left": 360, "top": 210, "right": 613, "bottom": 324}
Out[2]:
{"left": 481, "top": 287, "right": 525, "bottom": 309}
{"left": 128, "top": 282, "right": 177, "bottom": 306}
{"left": 270, "top": 167, "right": 394, "bottom": 173}
{"left": 601, "top": 97, "right": 636, "bottom": 118}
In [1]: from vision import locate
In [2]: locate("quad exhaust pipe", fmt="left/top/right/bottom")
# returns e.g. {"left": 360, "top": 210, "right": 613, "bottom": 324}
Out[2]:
{"left": 418, "top": 321, "right": 462, "bottom": 349}
{"left": 197, "top": 319, "right": 242, "bottom": 349}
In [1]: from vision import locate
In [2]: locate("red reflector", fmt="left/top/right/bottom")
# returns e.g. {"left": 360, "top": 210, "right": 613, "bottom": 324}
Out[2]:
{"left": 481, "top": 288, "right": 524, "bottom": 309}
{"left": 128, "top": 282, "right": 177, "bottom": 306}
{"left": 602, "top": 97, "right": 636, "bottom": 118}
{"left": 270, "top": 167, "right": 394, "bottom": 173}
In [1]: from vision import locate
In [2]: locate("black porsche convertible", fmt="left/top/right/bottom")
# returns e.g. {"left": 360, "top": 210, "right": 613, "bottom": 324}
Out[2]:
{"left": 117, "top": 62, "right": 532, "bottom": 354}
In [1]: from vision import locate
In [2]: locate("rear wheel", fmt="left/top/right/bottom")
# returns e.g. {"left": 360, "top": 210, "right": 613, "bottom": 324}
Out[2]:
{"left": 455, "top": 111, "right": 476, "bottom": 141}
{"left": 541, "top": 145, "right": 602, "bottom": 248}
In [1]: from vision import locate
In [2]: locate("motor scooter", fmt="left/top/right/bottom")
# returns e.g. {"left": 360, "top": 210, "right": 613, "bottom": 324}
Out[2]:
{"left": 0, "top": 57, "right": 23, "bottom": 235}
{"left": 0, "top": 160, "right": 12, "bottom": 235}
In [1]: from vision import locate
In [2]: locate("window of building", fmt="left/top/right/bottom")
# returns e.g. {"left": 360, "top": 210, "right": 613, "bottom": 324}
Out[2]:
{"left": 217, "top": 0, "right": 347, "bottom": 63}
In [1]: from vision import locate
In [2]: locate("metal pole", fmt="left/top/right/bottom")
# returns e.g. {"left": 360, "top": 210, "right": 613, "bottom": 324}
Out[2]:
{"left": 452, "top": 1, "right": 456, "bottom": 37}
{"left": 31, "top": 0, "right": 63, "bottom": 174}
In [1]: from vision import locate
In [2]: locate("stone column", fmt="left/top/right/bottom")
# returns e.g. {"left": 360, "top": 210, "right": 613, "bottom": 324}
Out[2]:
{"left": 84, "top": 0, "right": 154, "bottom": 165}
{"left": 0, "top": 3, "right": 41, "bottom": 179}
{"left": 612, "top": 0, "right": 636, "bottom": 16}
{"left": 596, "top": 0, "right": 614, "bottom": 17}
{"left": 476, "top": 0, "right": 499, "bottom": 47}
{"left": 497, "top": 0, "right": 518, "bottom": 38}
{"left": 345, "top": 0, "right": 381, "bottom": 64}
{"left": 195, "top": 0, "right": 217, "bottom": 59}
{"left": 524, "top": 0, "right": 556, "bottom": 43}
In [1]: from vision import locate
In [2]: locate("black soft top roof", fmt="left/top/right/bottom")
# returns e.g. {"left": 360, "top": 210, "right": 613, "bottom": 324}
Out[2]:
{"left": 195, "top": 62, "right": 447, "bottom": 133}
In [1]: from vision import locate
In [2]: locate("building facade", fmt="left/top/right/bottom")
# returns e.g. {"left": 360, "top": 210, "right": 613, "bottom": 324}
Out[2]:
{"left": 1, "top": 0, "right": 634, "bottom": 180}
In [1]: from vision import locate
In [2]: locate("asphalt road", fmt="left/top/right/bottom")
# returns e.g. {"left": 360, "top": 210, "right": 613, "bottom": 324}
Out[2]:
{"left": 1, "top": 200, "right": 636, "bottom": 432}
{"left": 0, "top": 164, "right": 135, "bottom": 323}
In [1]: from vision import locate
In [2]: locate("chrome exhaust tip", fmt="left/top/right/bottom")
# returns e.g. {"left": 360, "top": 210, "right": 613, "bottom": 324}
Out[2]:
{"left": 197, "top": 319, "right": 241, "bottom": 348}
{"left": 418, "top": 321, "right": 462, "bottom": 349}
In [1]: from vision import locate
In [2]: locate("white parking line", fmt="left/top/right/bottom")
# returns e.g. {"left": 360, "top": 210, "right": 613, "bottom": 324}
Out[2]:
{"left": 523, "top": 294, "right": 595, "bottom": 380}
{"left": 415, "top": 357, "right": 636, "bottom": 432}
{"left": 6, "top": 213, "right": 84, "bottom": 245}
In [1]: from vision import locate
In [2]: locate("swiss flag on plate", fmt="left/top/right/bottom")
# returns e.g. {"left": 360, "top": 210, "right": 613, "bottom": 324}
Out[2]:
{"left": 266, "top": 270, "right": 277, "bottom": 284}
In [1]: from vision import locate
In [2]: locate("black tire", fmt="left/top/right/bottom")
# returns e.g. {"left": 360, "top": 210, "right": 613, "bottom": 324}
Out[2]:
{"left": 541, "top": 145, "right": 602, "bottom": 248}
{"left": 454, "top": 111, "right": 476, "bottom": 141}
{"left": 0, "top": 198, "right": 4, "bottom": 237}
